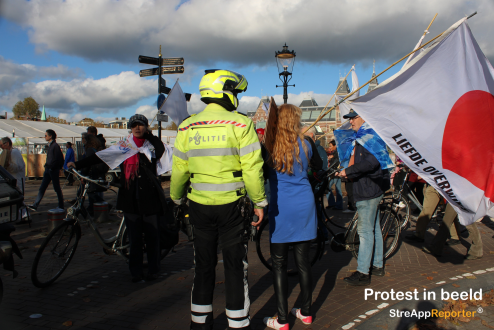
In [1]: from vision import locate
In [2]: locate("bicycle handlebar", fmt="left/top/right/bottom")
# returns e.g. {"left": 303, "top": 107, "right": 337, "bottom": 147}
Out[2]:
{"left": 69, "top": 168, "right": 109, "bottom": 187}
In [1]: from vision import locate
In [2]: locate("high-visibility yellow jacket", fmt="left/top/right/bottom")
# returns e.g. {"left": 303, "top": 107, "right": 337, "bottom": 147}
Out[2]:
{"left": 170, "top": 103, "right": 267, "bottom": 207}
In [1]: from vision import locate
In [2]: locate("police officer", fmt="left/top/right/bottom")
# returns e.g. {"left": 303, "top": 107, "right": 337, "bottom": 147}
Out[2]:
{"left": 171, "top": 70, "right": 267, "bottom": 330}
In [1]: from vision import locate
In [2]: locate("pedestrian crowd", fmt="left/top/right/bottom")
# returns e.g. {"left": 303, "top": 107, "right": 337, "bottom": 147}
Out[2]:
{"left": 0, "top": 69, "right": 487, "bottom": 330}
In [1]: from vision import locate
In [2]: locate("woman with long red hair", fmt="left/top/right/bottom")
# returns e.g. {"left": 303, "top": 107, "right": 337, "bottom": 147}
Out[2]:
{"left": 260, "top": 103, "right": 317, "bottom": 329}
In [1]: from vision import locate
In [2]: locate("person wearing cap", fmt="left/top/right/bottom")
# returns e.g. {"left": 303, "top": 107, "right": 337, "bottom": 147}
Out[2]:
{"left": 171, "top": 69, "right": 266, "bottom": 330}
{"left": 256, "top": 128, "right": 265, "bottom": 143}
{"left": 68, "top": 114, "right": 166, "bottom": 282}
{"left": 336, "top": 109, "right": 393, "bottom": 286}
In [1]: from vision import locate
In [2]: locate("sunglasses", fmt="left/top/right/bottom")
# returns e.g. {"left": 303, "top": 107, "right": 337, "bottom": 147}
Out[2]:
{"left": 349, "top": 116, "right": 360, "bottom": 121}
{"left": 131, "top": 122, "right": 143, "bottom": 128}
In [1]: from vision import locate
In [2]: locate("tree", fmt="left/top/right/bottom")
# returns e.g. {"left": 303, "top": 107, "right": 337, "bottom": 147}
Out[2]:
{"left": 47, "top": 116, "right": 67, "bottom": 124}
{"left": 12, "top": 97, "right": 41, "bottom": 119}
{"left": 164, "top": 121, "right": 178, "bottom": 130}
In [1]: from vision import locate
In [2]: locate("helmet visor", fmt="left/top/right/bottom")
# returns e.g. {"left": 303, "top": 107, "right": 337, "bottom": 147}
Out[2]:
{"left": 229, "top": 71, "right": 248, "bottom": 93}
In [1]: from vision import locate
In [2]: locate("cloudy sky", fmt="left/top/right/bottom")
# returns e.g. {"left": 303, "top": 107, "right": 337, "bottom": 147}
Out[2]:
{"left": 0, "top": 0, "right": 492, "bottom": 123}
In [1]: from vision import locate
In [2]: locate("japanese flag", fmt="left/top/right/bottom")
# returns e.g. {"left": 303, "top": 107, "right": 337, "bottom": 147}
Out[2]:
{"left": 348, "top": 18, "right": 494, "bottom": 225}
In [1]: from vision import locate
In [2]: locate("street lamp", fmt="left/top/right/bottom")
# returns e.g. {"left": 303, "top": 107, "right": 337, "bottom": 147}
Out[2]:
{"left": 275, "top": 43, "right": 296, "bottom": 104}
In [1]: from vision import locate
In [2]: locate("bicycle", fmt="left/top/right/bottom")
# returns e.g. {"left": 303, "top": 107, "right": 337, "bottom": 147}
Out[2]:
{"left": 255, "top": 165, "right": 401, "bottom": 275}
{"left": 31, "top": 169, "right": 170, "bottom": 288}
{"left": 384, "top": 164, "right": 424, "bottom": 230}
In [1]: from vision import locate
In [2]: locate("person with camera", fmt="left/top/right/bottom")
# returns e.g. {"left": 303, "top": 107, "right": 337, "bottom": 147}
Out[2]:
{"left": 261, "top": 104, "right": 317, "bottom": 329}
{"left": 68, "top": 114, "right": 165, "bottom": 282}
{"left": 170, "top": 70, "right": 266, "bottom": 330}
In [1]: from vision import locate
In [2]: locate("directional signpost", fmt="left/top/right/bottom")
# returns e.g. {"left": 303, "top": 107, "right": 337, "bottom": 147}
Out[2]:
{"left": 138, "top": 46, "right": 186, "bottom": 139}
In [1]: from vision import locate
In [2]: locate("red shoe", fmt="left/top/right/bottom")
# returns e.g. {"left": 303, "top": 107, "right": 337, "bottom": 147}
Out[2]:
{"left": 263, "top": 316, "right": 289, "bottom": 330}
{"left": 291, "top": 308, "right": 312, "bottom": 325}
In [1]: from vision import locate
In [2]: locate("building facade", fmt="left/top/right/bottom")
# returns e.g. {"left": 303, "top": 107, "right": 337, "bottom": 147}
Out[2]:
{"left": 108, "top": 117, "right": 128, "bottom": 129}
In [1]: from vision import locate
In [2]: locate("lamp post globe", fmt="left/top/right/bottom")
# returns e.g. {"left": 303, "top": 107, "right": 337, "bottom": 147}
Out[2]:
{"left": 275, "top": 43, "right": 296, "bottom": 104}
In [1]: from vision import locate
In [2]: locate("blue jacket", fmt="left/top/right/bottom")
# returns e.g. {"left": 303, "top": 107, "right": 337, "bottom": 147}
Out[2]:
{"left": 315, "top": 140, "right": 328, "bottom": 170}
{"left": 345, "top": 143, "right": 390, "bottom": 202}
{"left": 63, "top": 147, "right": 75, "bottom": 170}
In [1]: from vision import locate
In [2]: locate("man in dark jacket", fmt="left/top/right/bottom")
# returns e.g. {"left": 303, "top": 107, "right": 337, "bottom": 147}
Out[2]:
{"left": 336, "top": 111, "right": 388, "bottom": 286}
{"left": 302, "top": 126, "right": 323, "bottom": 173}
{"left": 28, "top": 129, "right": 64, "bottom": 211}
{"left": 87, "top": 126, "right": 106, "bottom": 149}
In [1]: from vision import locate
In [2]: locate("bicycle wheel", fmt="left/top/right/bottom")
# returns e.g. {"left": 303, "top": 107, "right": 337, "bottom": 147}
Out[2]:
{"left": 348, "top": 208, "right": 401, "bottom": 259}
{"left": 380, "top": 209, "right": 401, "bottom": 258}
{"left": 119, "top": 220, "right": 170, "bottom": 262}
{"left": 31, "top": 221, "right": 81, "bottom": 288}
{"left": 255, "top": 220, "right": 323, "bottom": 276}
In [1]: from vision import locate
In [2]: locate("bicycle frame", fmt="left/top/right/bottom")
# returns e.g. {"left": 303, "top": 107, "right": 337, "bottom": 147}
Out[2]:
{"left": 65, "top": 169, "right": 129, "bottom": 260}
{"left": 393, "top": 167, "right": 423, "bottom": 211}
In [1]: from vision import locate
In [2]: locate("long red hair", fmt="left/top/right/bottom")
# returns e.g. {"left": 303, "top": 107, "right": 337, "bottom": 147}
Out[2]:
{"left": 264, "top": 103, "right": 308, "bottom": 175}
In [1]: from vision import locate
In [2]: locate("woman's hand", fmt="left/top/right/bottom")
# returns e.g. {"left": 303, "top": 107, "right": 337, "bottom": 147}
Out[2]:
{"left": 67, "top": 162, "right": 76, "bottom": 169}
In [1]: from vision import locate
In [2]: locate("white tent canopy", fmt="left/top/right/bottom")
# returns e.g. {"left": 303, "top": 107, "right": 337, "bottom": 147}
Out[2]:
{"left": 0, "top": 120, "right": 177, "bottom": 147}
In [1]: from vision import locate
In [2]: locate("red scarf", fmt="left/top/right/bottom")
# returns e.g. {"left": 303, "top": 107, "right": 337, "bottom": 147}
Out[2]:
{"left": 123, "top": 135, "right": 146, "bottom": 186}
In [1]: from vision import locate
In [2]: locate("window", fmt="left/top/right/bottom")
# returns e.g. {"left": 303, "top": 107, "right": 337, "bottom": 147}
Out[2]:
{"left": 301, "top": 111, "right": 311, "bottom": 121}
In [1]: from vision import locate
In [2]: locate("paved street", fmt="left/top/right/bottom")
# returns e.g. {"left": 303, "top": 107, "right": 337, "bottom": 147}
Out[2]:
{"left": 1, "top": 180, "right": 494, "bottom": 330}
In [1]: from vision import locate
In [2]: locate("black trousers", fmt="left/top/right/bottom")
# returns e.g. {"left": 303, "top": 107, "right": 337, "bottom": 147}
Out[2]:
{"left": 124, "top": 213, "right": 161, "bottom": 277}
{"left": 64, "top": 170, "right": 74, "bottom": 185}
{"left": 271, "top": 241, "right": 312, "bottom": 323}
{"left": 189, "top": 200, "right": 250, "bottom": 330}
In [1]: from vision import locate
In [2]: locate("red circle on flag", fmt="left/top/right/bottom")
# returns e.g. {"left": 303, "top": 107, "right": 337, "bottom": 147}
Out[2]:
{"left": 442, "top": 90, "right": 494, "bottom": 199}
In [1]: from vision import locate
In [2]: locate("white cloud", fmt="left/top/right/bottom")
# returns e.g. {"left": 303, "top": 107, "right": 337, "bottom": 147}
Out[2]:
{"left": 0, "top": 71, "right": 156, "bottom": 112}
{"left": 0, "top": 56, "right": 84, "bottom": 93}
{"left": 135, "top": 104, "right": 157, "bottom": 121}
{"left": 3, "top": 0, "right": 493, "bottom": 64}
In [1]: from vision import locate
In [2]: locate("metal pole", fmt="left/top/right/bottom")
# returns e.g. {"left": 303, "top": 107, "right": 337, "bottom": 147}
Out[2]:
{"left": 158, "top": 46, "right": 162, "bottom": 140}
{"left": 283, "top": 74, "right": 288, "bottom": 104}
{"left": 26, "top": 137, "right": 29, "bottom": 179}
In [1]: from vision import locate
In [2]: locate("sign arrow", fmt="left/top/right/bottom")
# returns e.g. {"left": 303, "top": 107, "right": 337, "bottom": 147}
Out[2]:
{"left": 139, "top": 66, "right": 185, "bottom": 77}
{"left": 138, "top": 56, "right": 184, "bottom": 66}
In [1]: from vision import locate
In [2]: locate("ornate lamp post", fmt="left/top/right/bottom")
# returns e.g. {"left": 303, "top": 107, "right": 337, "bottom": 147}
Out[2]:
{"left": 275, "top": 43, "right": 296, "bottom": 104}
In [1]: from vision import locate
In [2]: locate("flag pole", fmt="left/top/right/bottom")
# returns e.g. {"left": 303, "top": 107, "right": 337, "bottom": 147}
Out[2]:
{"left": 404, "top": 14, "right": 438, "bottom": 67}
{"left": 304, "top": 12, "right": 479, "bottom": 133}
{"left": 313, "top": 65, "right": 354, "bottom": 123}
{"left": 424, "top": 13, "right": 438, "bottom": 35}
{"left": 303, "top": 20, "right": 461, "bottom": 133}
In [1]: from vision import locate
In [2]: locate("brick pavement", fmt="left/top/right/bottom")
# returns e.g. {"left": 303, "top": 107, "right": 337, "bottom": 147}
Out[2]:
{"left": 1, "top": 180, "right": 493, "bottom": 330}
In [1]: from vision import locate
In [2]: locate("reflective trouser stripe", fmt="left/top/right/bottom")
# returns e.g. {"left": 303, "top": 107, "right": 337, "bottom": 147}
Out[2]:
{"left": 191, "top": 182, "right": 245, "bottom": 192}
{"left": 239, "top": 141, "right": 261, "bottom": 156}
{"left": 187, "top": 147, "right": 238, "bottom": 157}
{"left": 227, "top": 242, "right": 250, "bottom": 328}
{"left": 191, "top": 314, "right": 208, "bottom": 324}
{"left": 226, "top": 309, "right": 249, "bottom": 318}
{"left": 227, "top": 317, "right": 250, "bottom": 328}
{"left": 173, "top": 148, "right": 188, "bottom": 160}
{"left": 191, "top": 303, "right": 213, "bottom": 313}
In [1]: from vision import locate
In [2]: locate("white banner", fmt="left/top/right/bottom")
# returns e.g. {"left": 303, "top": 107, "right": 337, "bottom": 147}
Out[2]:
{"left": 349, "top": 18, "right": 494, "bottom": 225}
